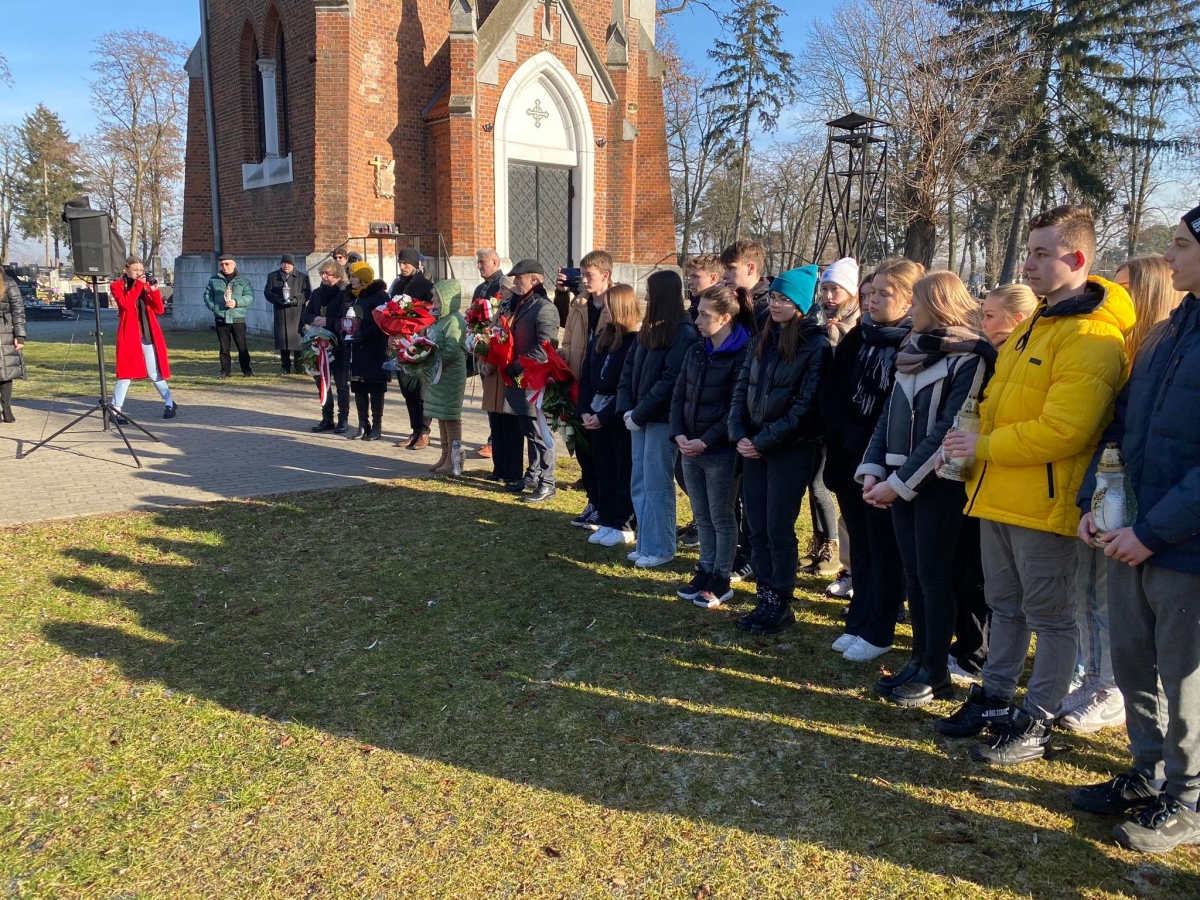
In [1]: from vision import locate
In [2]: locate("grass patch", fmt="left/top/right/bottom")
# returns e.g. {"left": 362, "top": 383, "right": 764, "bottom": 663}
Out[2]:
{"left": 1, "top": 473, "right": 1197, "bottom": 898}
{"left": 17, "top": 324, "right": 294, "bottom": 402}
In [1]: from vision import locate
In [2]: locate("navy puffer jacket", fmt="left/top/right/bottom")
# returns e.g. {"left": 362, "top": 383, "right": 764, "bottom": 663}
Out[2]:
{"left": 1078, "top": 294, "right": 1200, "bottom": 573}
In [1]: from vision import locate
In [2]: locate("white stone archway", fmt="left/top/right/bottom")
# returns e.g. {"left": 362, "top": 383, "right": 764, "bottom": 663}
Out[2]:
{"left": 493, "top": 51, "right": 595, "bottom": 264}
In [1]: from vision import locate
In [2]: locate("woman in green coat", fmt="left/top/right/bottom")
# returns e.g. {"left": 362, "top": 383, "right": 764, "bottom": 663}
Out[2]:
{"left": 424, "top": 279, "right": 468, "bottom": 474}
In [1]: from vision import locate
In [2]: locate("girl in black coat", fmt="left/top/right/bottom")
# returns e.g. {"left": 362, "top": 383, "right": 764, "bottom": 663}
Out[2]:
{"left": 0, "top": 269, "right": 26, "bottom": 423}
{"left": 344, "top": 262, "right": 390, "bottom": 441}
{"left": 822, "top": 257, "right": 920, "bottom": 663}
{"left": 578, "top": 284, "right": 642, "bottom": 546}
{"left": 301, "top": 260, "right": 352, "bottom": 432}
{"left": 728, "top": 265, "right": 831, "bottom": 634}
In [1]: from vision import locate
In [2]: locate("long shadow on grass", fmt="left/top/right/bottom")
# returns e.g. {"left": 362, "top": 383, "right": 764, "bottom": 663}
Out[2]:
{"left": 40, "top": 481, "right": 1198, "bottom": 897}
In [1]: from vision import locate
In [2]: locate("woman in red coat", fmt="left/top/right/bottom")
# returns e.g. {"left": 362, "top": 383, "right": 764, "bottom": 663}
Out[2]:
{"left": 110, "top": 255, "right": 177, "bottom": 420}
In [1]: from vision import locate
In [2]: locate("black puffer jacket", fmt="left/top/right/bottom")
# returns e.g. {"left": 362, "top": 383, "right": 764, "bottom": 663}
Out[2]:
{"left": 580, "top": 330, "right": 637, "bottom": 428}
{"left": 0, "top": 279, "right": 26, "bottom": 381}
{"left": 346, "top": 280, "right": 391, "bottom": 385}
{"left": 389, "top": 271, "right": 435, "bottom": 303}
{"left": 670, "top": 324, "right": 752, "bottom": 450}
{"left": 728, "top": 318, "right": 831, "bottom": 456}
{"left": 617, "top": 320, "right": 701, "bottom": 426}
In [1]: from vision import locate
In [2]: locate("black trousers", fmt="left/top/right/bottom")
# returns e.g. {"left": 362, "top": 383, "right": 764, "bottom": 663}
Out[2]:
{"left": 950, "top": 513, "right": 989, "bottom": 674}
{"left": 839, "top": 485, "right": 905, "bottom": 647}
{"left": 280, "top": 349, "right": 302, "bottom": 372}
{"left": 400, "top": 377, "right": 426, "bottom": 435}
{"left": 591, "top": 423, "right": 634, "bottom": 530}
{"left": 351, "top": 382, "right": 386, "bottom": 429}
{"left": 578, "top": 436, "right": 599, "bottom": 507}
{"left": 315, "top": 360, "right": 350, "bottom": 424}
{"left": 489, "top": 413, "right": 525, "bottom": 481}
{"left": 216, "top": 320, "right": 252, "bottom": 375}
{"left": 741, "top": 442, "right": 816, "bottom": 596}
{"left": 891, "top": 475, "right": 967, "bottom": 677}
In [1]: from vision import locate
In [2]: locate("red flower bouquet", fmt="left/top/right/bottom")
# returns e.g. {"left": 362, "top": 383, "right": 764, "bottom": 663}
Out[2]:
{"left": 373, "top": 296, "right": 436, "bottom": 337}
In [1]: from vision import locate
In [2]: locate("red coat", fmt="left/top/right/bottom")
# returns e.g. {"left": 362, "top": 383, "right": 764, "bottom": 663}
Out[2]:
{"left": 110, "top": 278, "right": 171, "bottom": 380}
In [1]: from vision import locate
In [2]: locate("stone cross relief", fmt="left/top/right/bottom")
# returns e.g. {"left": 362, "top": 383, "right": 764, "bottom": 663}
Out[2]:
{"left": 526, "top": 99, "right": 551, "bottom": 128}
{"left": 370, "top": 154, "right": 395, "bottom": 199}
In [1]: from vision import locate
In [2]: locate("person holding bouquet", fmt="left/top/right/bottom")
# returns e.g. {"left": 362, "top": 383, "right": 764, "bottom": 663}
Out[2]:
{"left": 423, "top": 279, "right": 468, "bottom": 474}
{"left": 109, "top": 255, "right": 177, "bottom": 422}
{"left": 478, "top": 279, "right": 524, "bottom": 482}
{"left": 345, "top": 261, "right": 391, "bottom": 441}
{"left": 578, "top": 283, "right": 641, "bottom": 547}
{"left": 729, "top": 266, "right": 831, "bottom": 634}
{"left": 672, "top": 285, "right": 752, "bottom": 608}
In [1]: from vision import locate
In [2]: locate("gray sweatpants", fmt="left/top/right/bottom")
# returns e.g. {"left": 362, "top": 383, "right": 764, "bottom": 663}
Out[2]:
{"left": 980, "top": 521, "right": 1079, "bottom": 718}
{"left": 1108, "top": 559, "right": 1200, "bottom": 807}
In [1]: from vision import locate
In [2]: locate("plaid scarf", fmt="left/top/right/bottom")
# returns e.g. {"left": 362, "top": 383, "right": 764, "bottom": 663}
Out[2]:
{"left": 895, "top": 326, "right": 997, "bottom": 375}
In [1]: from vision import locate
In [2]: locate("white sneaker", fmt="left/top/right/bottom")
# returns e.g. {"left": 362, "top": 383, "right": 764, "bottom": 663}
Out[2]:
{"left": 627, "top": 549, "right": 642, "bottom": 562}
{"left": 826, "top": 570, "right": 853, "bottom": 598}
{"left": 842, "top": 637, "right": 892, "bottom": 662}
{"left": 831, "top": 633, "right": 857, "bottom": 653}
{"left": 589, "top": 527, "right": 615, "bottom": 544}
{"left": 948, "top": 654, "right": 981, "bottom": 684}
{"left": 599, "top": 528, "right": 636, "bottom": 547}
{"left": 635, "top": 554, "right": 675, "bottom": 568}
{"left": 1061, "top": 686, "right": 1126, "bottom": 733}
{"left": 1058, "top": 678, "right": 1098, "bottom": 717}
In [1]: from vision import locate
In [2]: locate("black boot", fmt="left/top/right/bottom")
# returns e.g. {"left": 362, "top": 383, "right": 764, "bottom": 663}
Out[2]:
{"left": 737, "top": 585, "right": 771, "bottom": 632}
{"left": 311, "top": 417, "right": 335, "bottom": 433}
{"left": 351, "top": 420, "right": 368, "bottom": 440}
{"left": 365, "top": 423, "right": 382, "bottom": 442}
{"left": 969, "top": 707, "right": 1053, "bottom": 766}
{"left": 935, "top": 683, "right": 1011, "bottom": 737}
{"left": 746, "top": 587, "right": 795, "bottom": 636}
{"left": 333, "top": 417, "right": 349, "bottom": 434}
{"left": 875, "top": 655, "right": 922, "bottom": 696}
{"left": 890, "top": 665, "right": 954, "bottom": 708}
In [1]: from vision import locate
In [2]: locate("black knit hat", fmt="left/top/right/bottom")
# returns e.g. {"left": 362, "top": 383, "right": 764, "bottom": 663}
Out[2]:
{"left": 1183, "top": 205, "right": 1200, "bottom": 244}
{"left": 280, "top": 253, "right": 295, "bottom": 265}
{"left": 398, "top": 247, "right": 421, "bottom": 266}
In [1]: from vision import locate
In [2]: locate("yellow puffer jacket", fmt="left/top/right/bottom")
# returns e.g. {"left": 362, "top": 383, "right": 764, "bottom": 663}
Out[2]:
{"left": 965, "top": 277, "right": 1134, "bottom": 536}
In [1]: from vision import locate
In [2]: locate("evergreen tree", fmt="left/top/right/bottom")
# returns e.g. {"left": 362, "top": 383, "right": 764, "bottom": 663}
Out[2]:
{"left": 706, "top": 0, "right": 797, "bottom": 240}
{"left": 943, "top": 0, "right": 1200, "bottom": 282}
{"left": 15, "top": 104, "right": 83, "bottom": 266}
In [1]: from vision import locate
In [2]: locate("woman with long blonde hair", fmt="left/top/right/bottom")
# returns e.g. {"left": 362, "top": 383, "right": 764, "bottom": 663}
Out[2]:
{"left": 857, "top": 271, "right": 997, "bottom": 705}
{"left": 981, "top": 283, "right": 1039, "bottom": 348}
{"left": 579, "top": 283, "right": 643, "bottom": 547}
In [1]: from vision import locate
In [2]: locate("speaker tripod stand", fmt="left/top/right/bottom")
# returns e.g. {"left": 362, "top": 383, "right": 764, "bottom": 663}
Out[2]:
{"left": 22, "top": 275, "right": 159, "bottom": 468}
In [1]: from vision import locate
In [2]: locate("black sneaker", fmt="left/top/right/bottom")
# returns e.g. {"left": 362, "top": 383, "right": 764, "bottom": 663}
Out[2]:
{"left": 695, "top": 575, "right": 733, "bottom": 609}
{"left": 677, "top": 521, "right": 699, "bottom": 548}
{"left": 1072, "top": 770, "right": 1162, "bottom": 816}
{"left": 969, "top": 708, "right": 1052, "bottom": 766}
{"left": 571, "top": 504, "right": 600, "bottom": 530}
{"left": 163, "top": 403, "right": 178, "bottom": 420}
{"left": 108, "top": 406, "right": 129, "bottom": 426}
{"left": 1113, "top": 795, "right": 1200, "bottom": 854}
{"left": 729, "top": 560, "right": 755, "bottom": 583}
{"left": 677, "top": 569, "right": 709, "bottom": 601}
{"left": 935, "top": 683, "right": 1011, "bottom": 737}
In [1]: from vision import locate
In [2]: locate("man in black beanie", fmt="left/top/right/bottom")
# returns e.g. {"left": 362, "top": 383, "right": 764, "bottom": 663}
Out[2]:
{"left": 1069, "top": 205, "right": 1200, "bottom": 853}
{"left": 389, "top": 246, "right": 436, "bottom": 449}
{"left": 264, "top": 253, "right": 311, "bottom": 374}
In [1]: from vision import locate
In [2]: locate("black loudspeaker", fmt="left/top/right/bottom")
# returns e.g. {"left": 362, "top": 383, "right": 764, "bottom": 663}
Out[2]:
{"left": 62, "top": 196, "right": 127, "bottom": 276}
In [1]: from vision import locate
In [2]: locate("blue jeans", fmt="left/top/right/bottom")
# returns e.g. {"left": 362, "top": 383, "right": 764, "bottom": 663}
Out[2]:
{"left": 1074, "top": 541, "right": 1115, "bottom": 688}
{"left": 630, "top": 423, "right": 677, "bottom": 559}
{"left": 112, "top": 342, "right": 172, "bottom": 409}
{"left": 681, "top": 452, "right": 739, "bottom": 578}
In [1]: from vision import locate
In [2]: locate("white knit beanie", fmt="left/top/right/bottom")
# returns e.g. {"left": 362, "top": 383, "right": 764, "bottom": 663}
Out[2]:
{"left": 820, "top": 257, "right": 860, "bottom": 298}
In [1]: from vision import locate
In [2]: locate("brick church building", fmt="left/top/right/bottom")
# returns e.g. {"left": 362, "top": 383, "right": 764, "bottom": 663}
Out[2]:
{"left": 174, "top": 0, "right": 676, "bottom": 333}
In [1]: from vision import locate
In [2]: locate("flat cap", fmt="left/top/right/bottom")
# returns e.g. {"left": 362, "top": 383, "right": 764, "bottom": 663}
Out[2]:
{"left": 507, "top": 259, "right": 545, "bottom": 278}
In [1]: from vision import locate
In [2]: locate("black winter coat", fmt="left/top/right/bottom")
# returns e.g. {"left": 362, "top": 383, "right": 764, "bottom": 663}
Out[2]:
{"left": 389, "top": 271, "right": 435, "bottom": 304}
{"left": 346, "top": 280, "right": 391, "bottom": 385}
{"left": 301, "top": 281, "right": 350, "bottom": 367}
{"left": 669, "top": 324, "right": 752, "bottom": 450}
{"left": 820, "top": 317, "right": 913, "bottom": 495}
{"left": 617, "top": 321, "right": 701, "bottom": 426}
{"left": 579, "top": 331, "right": 637, "bottom": 428}
{"left": 264, "top": 268, "right": 312, "bottom": 352}
{"left": 0, "top": 279, "right": 26, "bottom": 381}
{"left": 728, "top": 318, "right": 831, "bottom": 456}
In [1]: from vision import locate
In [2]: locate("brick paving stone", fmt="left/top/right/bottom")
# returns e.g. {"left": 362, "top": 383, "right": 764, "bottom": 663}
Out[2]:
{"left": 0, "top": 377, "right": 504, "bottom": 527}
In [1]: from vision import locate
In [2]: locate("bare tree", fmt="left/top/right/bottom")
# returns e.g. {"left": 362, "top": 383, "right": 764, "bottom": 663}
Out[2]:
{"left": 0, "top": 126, "right": 20, "bottom": 264}
{"left": 88, "top": 30, "right": 189, "bottom": 260}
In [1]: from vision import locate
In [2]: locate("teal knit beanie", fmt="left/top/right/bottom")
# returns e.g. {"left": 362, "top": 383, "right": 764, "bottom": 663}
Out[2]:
{"left": 769, "top": 265, "right": 819, "bottom": 313}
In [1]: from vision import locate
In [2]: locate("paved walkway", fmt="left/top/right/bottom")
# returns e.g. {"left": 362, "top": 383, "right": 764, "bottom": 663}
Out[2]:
{"left": 0, "top": 376, "right": 496, "bottom": 527}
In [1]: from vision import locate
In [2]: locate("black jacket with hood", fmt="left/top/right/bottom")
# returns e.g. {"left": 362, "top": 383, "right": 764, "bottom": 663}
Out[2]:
{"left": 670, "top": 323, "right": 752, "bottom": 451}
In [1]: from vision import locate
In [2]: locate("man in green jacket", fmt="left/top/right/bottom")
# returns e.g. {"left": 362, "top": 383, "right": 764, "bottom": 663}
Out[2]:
{"left": 204, "top": 253, "right": 255, "bottom": 378}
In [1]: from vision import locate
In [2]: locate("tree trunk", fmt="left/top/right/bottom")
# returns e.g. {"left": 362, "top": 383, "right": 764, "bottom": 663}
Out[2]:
{"left": 1000, "top": 171, "right": 1030, "bottom": 285}
{"left": 732, "top": 113, "right": 752, "bottom": 241}
{"left": 947, "top": 189, "right": 957, "bottom": 273}
{"left": 903, "top": 214, "right": 937, "bottom": 269}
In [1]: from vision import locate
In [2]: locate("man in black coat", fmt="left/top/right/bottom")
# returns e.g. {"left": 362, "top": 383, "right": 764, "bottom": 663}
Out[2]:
{"left": 505, "top": 259, "right": 562, "bottom": 503}
{"left": 389, "top": 247, "right": 436, "bottom": 448}
{"left": 264, "top": 254, "right": 312, "bottom": 374}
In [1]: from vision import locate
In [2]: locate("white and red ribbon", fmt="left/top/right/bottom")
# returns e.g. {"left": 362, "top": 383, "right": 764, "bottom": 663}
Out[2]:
{"left": 314, "top": 337, "right": 332, "bottom": 406}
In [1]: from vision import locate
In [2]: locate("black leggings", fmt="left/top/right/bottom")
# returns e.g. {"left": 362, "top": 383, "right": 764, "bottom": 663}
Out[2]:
{"left": 591, "top": 423, "right": 635, "bottom": 530}
{"left": 741, "top": 442, "right": 816, "bottom": 595}
{"left": 891, "top": 475, "right": 968, "bottom": 677}
{"left": 352, "top": 383, "right": 386, "bottom": 429}
{"left": 400, "top": 377, "right": 426, "bottom": 435}
{"left": 950, "top": 514, "right": 989, "bottom": 674}
{"left": 839, "top": 485, "right": 905, "bottom": 647}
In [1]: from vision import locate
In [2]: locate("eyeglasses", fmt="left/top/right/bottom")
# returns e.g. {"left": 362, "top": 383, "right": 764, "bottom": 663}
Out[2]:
{"left": 767, "top": 295, "right": 792, "bottom": 306}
